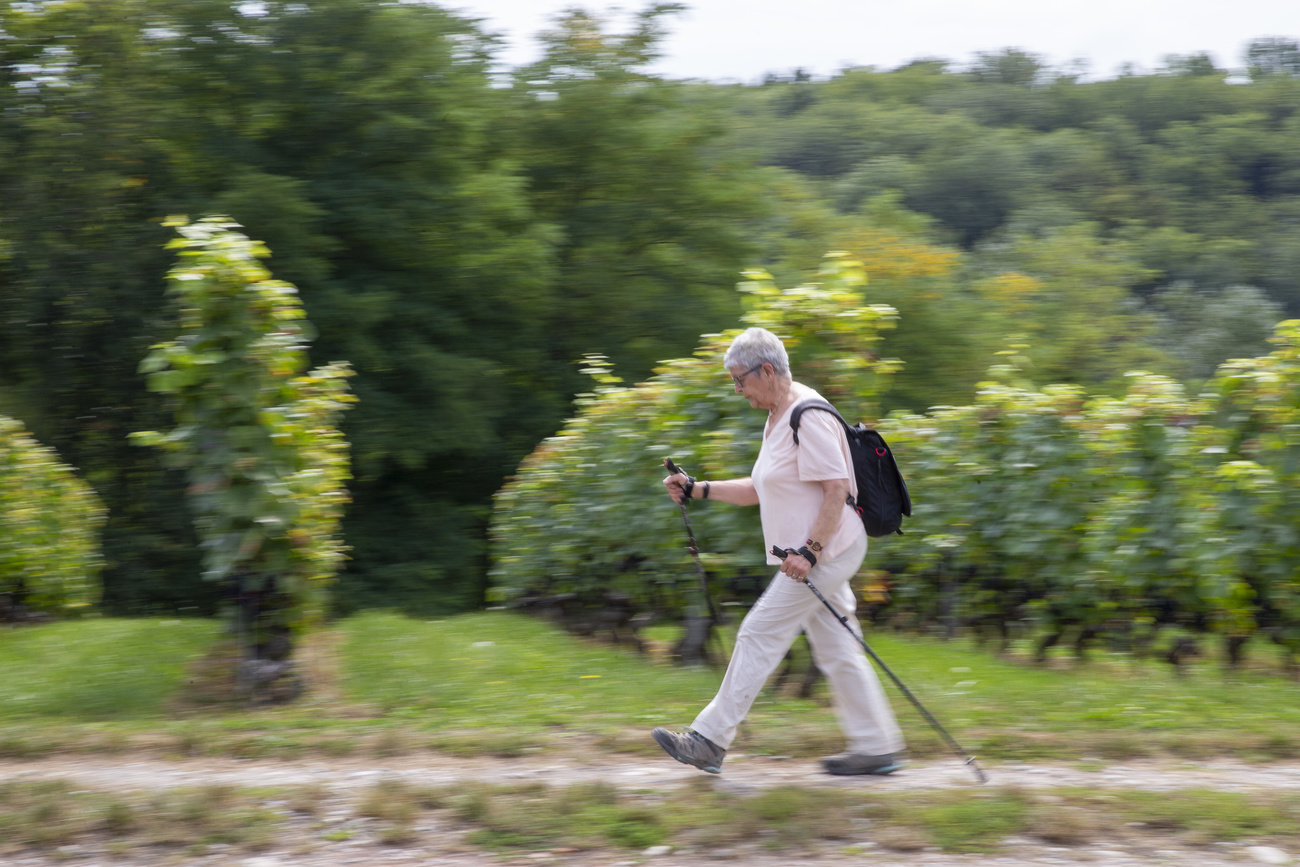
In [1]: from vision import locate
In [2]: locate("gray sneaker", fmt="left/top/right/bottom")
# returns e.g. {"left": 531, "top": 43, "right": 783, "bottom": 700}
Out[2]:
{"left": 822, "top": 751, "right": 907, "bottom": 776}
{"left": 652, "top": 727, "right": 726, "bottom": 774}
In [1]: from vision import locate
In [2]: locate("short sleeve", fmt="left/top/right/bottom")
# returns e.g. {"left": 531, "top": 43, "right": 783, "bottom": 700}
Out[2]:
{"left": 794, "top": 410, "right": 851, "bottom": 482}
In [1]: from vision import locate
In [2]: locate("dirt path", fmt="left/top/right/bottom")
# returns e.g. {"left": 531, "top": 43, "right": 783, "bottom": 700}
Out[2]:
{"left": 6, "top": 752, "right": 1300, "bottom": 795}
{"left": 3, "top": 754, "right": 1300, "bottom": 867}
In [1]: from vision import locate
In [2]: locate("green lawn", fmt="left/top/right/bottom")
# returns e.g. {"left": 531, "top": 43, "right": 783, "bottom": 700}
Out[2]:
{"left": 0, "top": 617, "right": 219, "bottom": 720}
{"left": 339, "top": 611, "right": 1300, "bottom": 761}
{"left": 2, "top": 611, "right": 1299, "bottom": 761}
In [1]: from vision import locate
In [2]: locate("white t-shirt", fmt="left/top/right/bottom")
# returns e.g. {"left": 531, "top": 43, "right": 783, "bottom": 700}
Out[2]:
{"left": 752, "top": 383, "right": 865, "bottom": 565}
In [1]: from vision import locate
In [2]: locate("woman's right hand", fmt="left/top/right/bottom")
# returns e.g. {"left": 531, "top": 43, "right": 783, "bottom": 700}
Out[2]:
{"left": 664, "top": 472, "right": 692, "bottom": 504}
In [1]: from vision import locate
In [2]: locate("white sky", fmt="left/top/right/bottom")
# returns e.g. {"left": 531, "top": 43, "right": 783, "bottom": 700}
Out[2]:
{"left": 449, "top": 0, "right": 1299, "bottom": 82}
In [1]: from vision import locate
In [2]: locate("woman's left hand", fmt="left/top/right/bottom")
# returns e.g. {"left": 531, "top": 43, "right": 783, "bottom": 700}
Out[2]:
{"left": 779, "top": 552, "right": 813, "bottom": 582}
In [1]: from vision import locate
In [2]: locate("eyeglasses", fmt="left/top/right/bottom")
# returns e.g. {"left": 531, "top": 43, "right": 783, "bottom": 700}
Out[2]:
{"left": 731, "top": 363, "right": 767, "bottom": 387}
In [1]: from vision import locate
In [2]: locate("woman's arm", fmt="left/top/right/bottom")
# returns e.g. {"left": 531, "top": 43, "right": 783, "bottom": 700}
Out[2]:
{"left": 664, "top": 473, "right": 759, "bottom": 507}
{"left": 778, "top": 477, "right": 850, "bottom": 581}
{"left": 805, "top": 477, "right": 850, "bottom": 551}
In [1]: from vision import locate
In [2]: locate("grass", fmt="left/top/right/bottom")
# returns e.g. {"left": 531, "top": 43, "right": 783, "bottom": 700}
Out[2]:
{"left": 341, "top": 610, "right": 1300, "bottom": 762}
{"left": 0, "top": 617, "right": 219, "bottom": 720}
{"left": 3, "top": 610, "right": 1300, "bottom": 763}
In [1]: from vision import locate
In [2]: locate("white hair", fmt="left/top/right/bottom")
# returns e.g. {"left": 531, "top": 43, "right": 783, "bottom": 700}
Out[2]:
{"left": 723, "top": 327, "right": 790, "bottom": 376}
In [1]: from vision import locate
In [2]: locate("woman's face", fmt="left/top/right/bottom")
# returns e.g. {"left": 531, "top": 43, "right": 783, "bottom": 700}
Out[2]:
{"left": 729, "top": 362, "right": 781, "bottom": 410}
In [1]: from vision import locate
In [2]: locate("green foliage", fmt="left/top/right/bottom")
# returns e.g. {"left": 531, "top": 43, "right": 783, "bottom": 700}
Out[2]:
{"left": 504, "top": 3, "right": 765, "bottom": 399}
{"left": 879, "top": 368, "right": 1098, "bottom": 633}
{"left": 1150, "top": 283, "right": 1283, "bottom": 384}
{"left": 970, "top": 222, "right": 1165, "bottom": 390}
{"left": 5, "top": 1, "right": 1300, "bottom": 620}
{"left": 1200, "top": 320, "right": 1300, "bottom": 642}
{"left": 877, "top": 327, "right": 1300, "bottom": 649}
{"left": 497, "top": 259, "right": 1300, "bottom": 657}
{"left": 1077, "top": 375, "right": 1209, "bottom": 629}
{"left": 0, "top": 416, "right": 105, "bottom": 614}
{"left": 133, "top": 218, "right": 354, "bottom": 628}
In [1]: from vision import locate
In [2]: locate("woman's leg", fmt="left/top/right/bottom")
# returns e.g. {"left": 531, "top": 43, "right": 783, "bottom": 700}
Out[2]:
{"left": 802, "top": 533, "right": 905, "bottom": 755}
{"left": 691, "top": 563, "right": 829, "bottom": 749}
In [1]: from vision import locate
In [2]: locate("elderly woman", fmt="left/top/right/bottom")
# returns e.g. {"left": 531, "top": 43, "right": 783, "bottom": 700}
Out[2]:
{"left": 653, "top": 327, "right": 905, "bottom": 776}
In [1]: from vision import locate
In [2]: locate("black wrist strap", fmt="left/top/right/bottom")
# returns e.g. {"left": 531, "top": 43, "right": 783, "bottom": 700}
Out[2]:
{"left": 683, "top": 475, "right": 696, "bottom": 499}
{"left": 702, "top": 481, "right": 710, "bottom": 500}
{"left": 771, "top": 544, "right": 819, "bottom": 568}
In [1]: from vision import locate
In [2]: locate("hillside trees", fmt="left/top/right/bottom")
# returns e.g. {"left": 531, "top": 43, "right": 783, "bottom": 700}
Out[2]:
{"left": 717, "top": 49, "right": 1300, "bottom": 318}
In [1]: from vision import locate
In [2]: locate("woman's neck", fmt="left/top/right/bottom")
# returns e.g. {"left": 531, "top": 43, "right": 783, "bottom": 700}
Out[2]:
{"left": 768, "top": 378, "right": 797, "bottom": 417}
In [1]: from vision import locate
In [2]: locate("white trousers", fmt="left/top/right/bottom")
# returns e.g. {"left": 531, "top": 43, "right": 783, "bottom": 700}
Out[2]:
{"left": 691, "top": 532, "right": 905, "bottom": 755}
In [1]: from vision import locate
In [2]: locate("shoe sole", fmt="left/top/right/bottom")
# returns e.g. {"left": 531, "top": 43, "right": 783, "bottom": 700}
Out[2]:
{"left": 652, "top": 729, "right": 722, "bottom": 774}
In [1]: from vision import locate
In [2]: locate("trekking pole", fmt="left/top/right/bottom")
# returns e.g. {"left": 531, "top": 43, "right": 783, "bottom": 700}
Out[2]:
{"left": 664, "top": 459, "right": 727, "bottom": 660}
{"left": 773, "top": 545, "right": 989, "bottom": 785}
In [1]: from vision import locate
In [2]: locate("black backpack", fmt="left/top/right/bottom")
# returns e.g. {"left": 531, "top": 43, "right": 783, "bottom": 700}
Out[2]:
{"left": 789, "top": 399, "right": 911, "bottom": 537}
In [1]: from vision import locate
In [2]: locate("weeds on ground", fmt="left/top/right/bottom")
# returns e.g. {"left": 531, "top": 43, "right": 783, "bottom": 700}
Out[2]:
{"left": 405, "top": 778, "right": 1300, "bottom": 856}
{"left": 0, "top": 779, "right": 283, "bottom": 855}
{"left": 3, "top": 776, "right": 1300, "bottom": 858}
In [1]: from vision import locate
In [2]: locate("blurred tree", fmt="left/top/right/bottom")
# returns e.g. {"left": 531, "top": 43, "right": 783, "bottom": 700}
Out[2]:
{"left": 835, "top": 209, "right": 993, "bottom": 412}
{"left": 508, "top": 4, "right": 763, "bottom": 386}
{"left": 0, "top": 0, "right": 766, "bottom": 615}
{"left": 1150, "top": 283, "right": 1283, "bottom": 383}
{"left": 902, "top": 130, "right": 1035, "bottom": 247}
{"left": 1246, "top": 37, "right": 1300, "bottom": 79}
{"left": 967, "top": 49, "right": 1048, "bottom": 87}
{"left": 0, "top": 0, "right": 207, "bottom": 614}
{"left": 143, "top": 0, "right": 566, "bottom": 614}
{"left": 971, "top": 223, "right": 1166, "bottom": 390}
{"left": 0, "top": 415, "right": 106, "bottom": 619}
{"left": 134, "top": 219, "right": 354, "bottom": 692}
{"left": 1160, "top": 52, "right": 1224, "bottom": 78}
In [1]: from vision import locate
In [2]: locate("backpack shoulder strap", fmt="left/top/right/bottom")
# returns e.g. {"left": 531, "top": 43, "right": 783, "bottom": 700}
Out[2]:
{"left": 788, "top": 398, "right": 849, "bottom": 445}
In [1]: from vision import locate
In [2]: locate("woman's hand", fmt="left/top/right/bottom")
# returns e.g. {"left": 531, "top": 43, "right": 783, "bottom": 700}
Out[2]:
{"left": 664, "top": 472, "right": 692, "bottom": 504}
{"left": 778, "top": 551, "right": 813, "bottom": 582}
